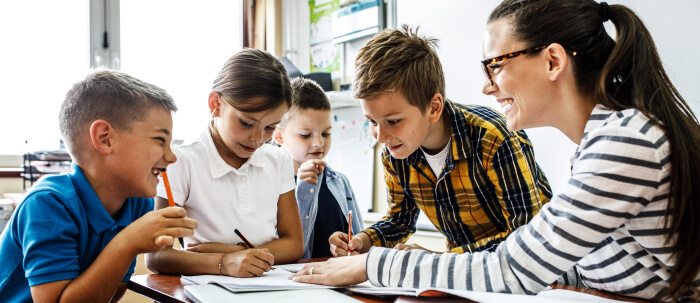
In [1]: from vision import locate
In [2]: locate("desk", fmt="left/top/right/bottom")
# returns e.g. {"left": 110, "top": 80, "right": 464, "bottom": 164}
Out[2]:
{"left": 128, "top": 259, "right": 653, "bottom": 303}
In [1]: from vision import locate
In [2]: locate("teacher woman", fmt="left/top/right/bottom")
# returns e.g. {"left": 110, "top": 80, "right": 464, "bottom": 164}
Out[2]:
{"left": 291, "top": 0, "right": 700, "bottom": 301}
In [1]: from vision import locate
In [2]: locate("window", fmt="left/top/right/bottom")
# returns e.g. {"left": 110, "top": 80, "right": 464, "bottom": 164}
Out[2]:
{"left": 0, "top": 1, "right": 89, "bottom": 154}
{"left": 120, "top": 0, "right": 242, "bottom": 141}
{"left": 0, "top": 1, "right": 242, "bottom": 155}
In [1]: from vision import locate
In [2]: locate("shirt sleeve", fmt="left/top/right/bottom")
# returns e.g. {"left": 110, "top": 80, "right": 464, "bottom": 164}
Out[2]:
{"left": 452, "top": 133, "right": 551, "bottom": 254}
{"left": 278, "top": 147, "right": 296, "bottom": 195}
{"left": 363, "top": 150, "right": 420, "bottom": 248}
{"left": 367, "top": 125, "right": 662, "bottom": 294}
{"left": 18, "top": 191, "right": 81, "bottom": 286}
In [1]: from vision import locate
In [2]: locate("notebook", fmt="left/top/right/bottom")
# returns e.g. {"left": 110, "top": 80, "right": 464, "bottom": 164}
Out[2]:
{"left": 184, "top": 284, "right": 362, "bottom": 303}
{"left": 181, "top": 268, "right": 335, "bottom": 293}
{"left": 348, "top": 285, "right": 629, "bottom": 302}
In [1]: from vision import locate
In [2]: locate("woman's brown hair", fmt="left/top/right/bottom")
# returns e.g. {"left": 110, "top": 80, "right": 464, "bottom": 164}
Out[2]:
{"left": 490, "top": 0, "right": 700, "bottom": 299}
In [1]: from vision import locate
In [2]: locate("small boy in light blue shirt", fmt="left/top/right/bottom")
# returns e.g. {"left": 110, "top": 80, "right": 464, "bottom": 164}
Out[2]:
{"left": 0, "top": 69, "right": 197, "bottom": 302}
{"left": 274, "top": 78, "right": 364, "bottom": 259}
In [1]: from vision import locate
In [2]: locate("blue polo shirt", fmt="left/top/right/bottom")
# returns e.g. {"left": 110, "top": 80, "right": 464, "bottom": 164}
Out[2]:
{"left": 0, "top": 164, "right": 154, "bottom": 302}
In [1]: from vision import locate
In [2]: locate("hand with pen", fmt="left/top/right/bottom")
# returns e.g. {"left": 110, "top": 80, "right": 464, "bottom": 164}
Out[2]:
{"left": 117, "top": 206, "right": 197, "bottom": 253}
{"left": 328, "top": 229, "right": 371, "bottom": 257}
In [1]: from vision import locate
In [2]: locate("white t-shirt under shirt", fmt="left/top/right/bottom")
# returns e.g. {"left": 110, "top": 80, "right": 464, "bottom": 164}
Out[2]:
{"left": 156, "top": 127, "right": 295, "bottom": 247}
{"left": 421, "top": 138, "right": 451, "bottom": 177}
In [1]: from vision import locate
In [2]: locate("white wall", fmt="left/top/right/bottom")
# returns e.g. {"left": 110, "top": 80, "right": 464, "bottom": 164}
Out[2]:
{"left": 284, "top": 0, "right": 700, "bottom": 195}
{"left": 396, "top": 0, "right": 700, "bottom": 194}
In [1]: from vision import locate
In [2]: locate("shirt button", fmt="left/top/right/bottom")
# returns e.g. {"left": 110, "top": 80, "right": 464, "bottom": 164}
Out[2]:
{"left": 305, "top": 215, "right": 310, "bottom": 219}
{"left": 310, "top": 188, "right": 315, "bottom": 193}
{"left": 243, "top": 190, "right": 249, "bottom": 195}
{"left": 241, "top": 176, "right": 247, "bottom": 182}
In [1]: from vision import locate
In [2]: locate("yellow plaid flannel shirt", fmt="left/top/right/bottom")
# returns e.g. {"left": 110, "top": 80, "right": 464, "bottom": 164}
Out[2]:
{"left": 364, "top": 100, "right": 552, "bottom": 253}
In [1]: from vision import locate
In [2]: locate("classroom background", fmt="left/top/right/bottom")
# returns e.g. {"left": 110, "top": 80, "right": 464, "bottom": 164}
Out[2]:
{"left": 1, "top": 1, "right": 698, "bottom": 302}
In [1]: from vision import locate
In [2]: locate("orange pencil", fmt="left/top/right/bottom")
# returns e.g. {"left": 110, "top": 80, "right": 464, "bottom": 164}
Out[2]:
{"left": 160, "top": 169, "right": 176, "bottom": 207}
{"left": 160, "top": 169, "right": 183, "bottom": 247}
{"left": 347, "top": 210, "right": 353, "bottom": 256}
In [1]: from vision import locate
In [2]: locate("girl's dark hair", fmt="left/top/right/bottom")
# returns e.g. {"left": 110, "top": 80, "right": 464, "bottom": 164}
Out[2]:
{"left": 490, "top": 0, "right": 700, "bottom": 299}
{"left": 212, "top": 48, "right": 292, "bottom": 112}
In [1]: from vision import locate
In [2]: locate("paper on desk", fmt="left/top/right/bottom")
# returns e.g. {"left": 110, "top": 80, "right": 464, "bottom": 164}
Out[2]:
{"left": 181, "top": 268, "right": 335, "bottom": 293}
{"left": 273, "top": 263, "right": 306, "bottom": 273}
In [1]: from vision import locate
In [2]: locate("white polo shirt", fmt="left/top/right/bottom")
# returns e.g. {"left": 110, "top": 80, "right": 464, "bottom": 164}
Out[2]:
{"left": 156, "top": 127, "right": 295, "bottom": 247}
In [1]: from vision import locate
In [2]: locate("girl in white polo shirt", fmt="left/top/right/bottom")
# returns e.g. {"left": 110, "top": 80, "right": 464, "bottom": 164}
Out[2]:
{"left": 146, "top": 49, "right": 303, "bottom": 278}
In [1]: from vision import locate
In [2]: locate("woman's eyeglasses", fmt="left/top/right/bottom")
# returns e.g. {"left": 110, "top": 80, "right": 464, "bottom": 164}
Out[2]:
{"left": 481, "top": 45, "right": 547, "bottom": 86}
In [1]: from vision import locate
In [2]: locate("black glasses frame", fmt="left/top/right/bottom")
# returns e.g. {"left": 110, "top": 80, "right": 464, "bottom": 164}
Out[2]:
{"left": 481, "top": 45, "right": 547, "bottom": 85}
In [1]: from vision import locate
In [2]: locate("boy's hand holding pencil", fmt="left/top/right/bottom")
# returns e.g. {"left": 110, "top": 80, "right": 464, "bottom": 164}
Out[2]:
{"left": 328, "top": 227, "right": 368, "bottom": 257}
{"left": 120, "top": 206, "right": 197, "bottom": 253}
{"left": 161, "top": 169, "right": 186, "bottom": 247}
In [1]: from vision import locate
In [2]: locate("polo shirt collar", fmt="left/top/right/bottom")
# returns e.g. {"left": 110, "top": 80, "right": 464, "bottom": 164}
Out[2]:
{"left": 68, "top": 163, "right": 133, "bottom": 233}
{"left": 405, "top": 99, "right": 467, "bottom": 167}
{"left": 200, "top": 126, "right": 267, "bottom": 179}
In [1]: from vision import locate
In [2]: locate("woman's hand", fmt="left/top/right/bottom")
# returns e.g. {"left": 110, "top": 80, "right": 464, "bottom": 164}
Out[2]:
{"left": 289, "top": 254, "right": 369, "bottom": 286}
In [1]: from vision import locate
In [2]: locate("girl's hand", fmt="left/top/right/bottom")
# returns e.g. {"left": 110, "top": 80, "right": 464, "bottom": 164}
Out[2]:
{"left": 289, "top": 254, "right": 369, "bottom": 286}
{"left": 186, "top": 242, "right": 246, "bottom": 254}
{"left": 297, "top": 159, "right": 326, "bottom": 184}
{"left": 222, "top": 248, "right": 275, "bottom": 277}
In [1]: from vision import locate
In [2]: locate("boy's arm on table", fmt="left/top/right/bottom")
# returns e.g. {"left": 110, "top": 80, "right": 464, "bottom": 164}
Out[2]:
{"left": 147, "top": 197, "right": 273, "bottom": 277}
{"left": 259, "top": 190, "right": 304, "bottom": 263}
{"left": 30, "top": 206, "right": 195, "bottom": 302}
{"left": 362, "top": 157, "right": 420, "bottom": 247}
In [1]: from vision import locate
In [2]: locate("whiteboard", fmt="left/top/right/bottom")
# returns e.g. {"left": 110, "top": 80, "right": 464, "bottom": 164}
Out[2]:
{"left": 325, "top": 105, "right": 376, "bottom": 212}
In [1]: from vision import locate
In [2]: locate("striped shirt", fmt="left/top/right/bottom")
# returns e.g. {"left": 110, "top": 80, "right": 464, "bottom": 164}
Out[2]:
{"left": 364, "top": 99, "right": 552, "bottom": 253}
{"left": 365, "top": 106, "right": 700, "bottom": 301}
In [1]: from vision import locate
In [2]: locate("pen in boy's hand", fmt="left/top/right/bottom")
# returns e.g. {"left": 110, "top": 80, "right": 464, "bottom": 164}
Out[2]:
{"left": 347, "top": 210, "right": 352, "bottom": 256}
{"left": 160, "top": 169, "right": 184, "bottom": 247}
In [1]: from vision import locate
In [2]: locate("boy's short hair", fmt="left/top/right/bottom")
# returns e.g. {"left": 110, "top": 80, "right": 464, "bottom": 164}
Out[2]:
{"left": 59, "top": 69, "right": 177, "bottom": 157}
{"left": 353, "top": 25, "right": 445, "bottom": 110}
{"left": 280, "top": 77, "right": 331, "bottom": 127}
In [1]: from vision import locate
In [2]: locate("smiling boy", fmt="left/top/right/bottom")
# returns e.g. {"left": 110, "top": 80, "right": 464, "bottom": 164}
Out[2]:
{"left": 329, "top": 25, "right": 552, "bottom": 256}
{"left": 0, "top": 69, "right": 197, "bottom": 302}
{"left": 275, "top": 77, "right": 364, "bottom": 259}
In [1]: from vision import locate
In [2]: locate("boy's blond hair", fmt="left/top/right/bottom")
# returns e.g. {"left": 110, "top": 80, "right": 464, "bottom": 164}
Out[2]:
{"left": 59, "top": 69, "right": 177, "bottom": 158}
{"left": 353, "top": 25, "right": 445, "bottom": 110}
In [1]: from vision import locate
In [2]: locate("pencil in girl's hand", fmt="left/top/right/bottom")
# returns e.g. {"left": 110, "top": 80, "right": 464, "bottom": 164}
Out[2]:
{"left": 160, "top": 169, "right": 176, "bottom": 207}
{"left": 234, "top": 229, "right": 259, "bottom": 249}
{"left": 347, "top": 210, "right": 353, "bottom": 256}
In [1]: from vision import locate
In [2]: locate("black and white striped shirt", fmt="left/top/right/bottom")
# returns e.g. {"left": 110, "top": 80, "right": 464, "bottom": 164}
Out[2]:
{"left": 366, "top": 106, "right": 700, "bottom": 301}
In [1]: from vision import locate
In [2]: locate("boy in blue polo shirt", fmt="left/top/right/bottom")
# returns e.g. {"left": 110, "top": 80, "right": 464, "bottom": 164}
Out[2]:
{"left": 0, "top": 69, "right": 197, "bottom": 302}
